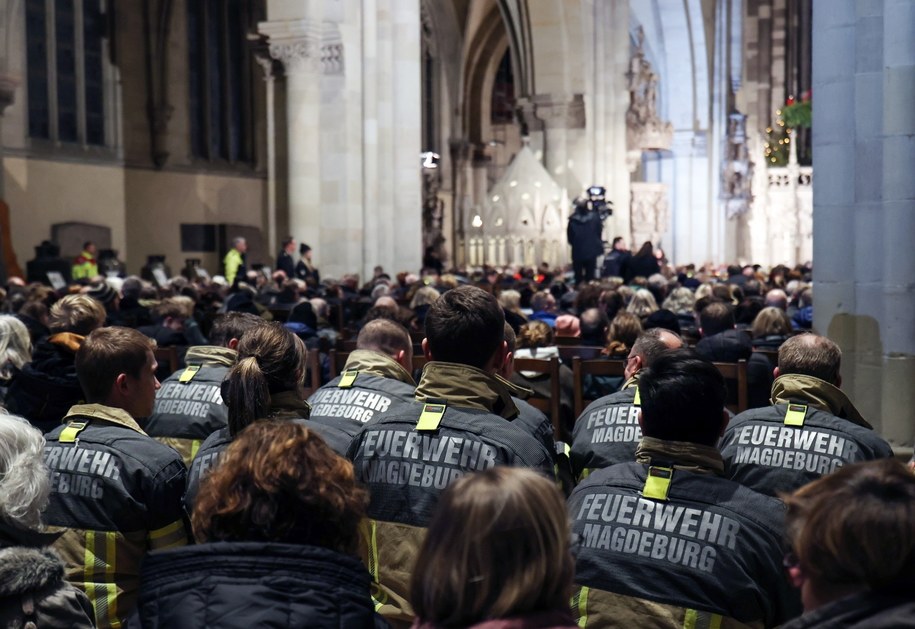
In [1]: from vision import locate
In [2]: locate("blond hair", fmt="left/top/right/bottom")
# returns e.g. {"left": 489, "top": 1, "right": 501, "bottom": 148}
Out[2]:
{"left": 49, "top": 294, "right": 106, "bottom": 335}
{"left": 517, "top": 320, "right": 553, "bottom": 349}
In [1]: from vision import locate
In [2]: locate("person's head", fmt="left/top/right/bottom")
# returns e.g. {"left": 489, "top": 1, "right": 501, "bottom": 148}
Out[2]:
{"left": 424, "top": 286, "right": 505, "bottom": 371}
{"left": 605, "top": 311, "right": 643, "bottom": 358}
{"left": 624, "top": 327, "right": 685, "bottom": 380}
{"left": 192, "top": 421, "right": 367, "bottom": 553}
{"left": 662, "top": 286, "right": 695, "bottom": 315}
{"left": 627, "top": 289, "right": 659, "bottom": 319}
{"left": 48, "top": 294, "right": 106, "bottom": 335}
{"left": 83, "top": 241, "right": 97, "bottom": 255}
{"left": 783, "top": 459, "right": 915, "bottom": 612}
{"left": 612, "top": 236, "right": 627, "bottom": 252}
{"left": 0, "top": 315, "right": 32, "bottom": 380}
{"left": 153, "top": 296, "right": 193, "bottom": 331}
{"left": 699, "top": 301, "right": 735, "bottom": 337}
{"left": 765, "top": 288, "right": 789, "bottom": 311}
{"left": 356, "top": 318, "right": 413, "bottom": 370}
{"left": 208, "top": 312, "right": 265, "bottom": 349}
{"left": 223, "top": 323, "right": 307, "bottom": 435}
{"left": 634, "top": 241, "right": 654, "bottom": 258}
{"left": 498, "top": 322, "right": 517, "bottom": 379}
{"left": 410, "top": 285, "right": 441, "bottom": 310}
{"left": 232, "top": 237, "right": 247, "bottom": 253}
{"left": 751, "top": 306, "right": 793, "bottom": 340}
{"left": 638, "top": 349, "right": 727, "bottom": 447}
{"left": 373, "top": 295, "right": 398, "bottom": 312}
{"left": 410, "top": 467, "right": 574, "bottom": 627}
{"left": 554, "top": 315, "right": 580, "bottom": 338}
{"left": 299, "top": 243, "right": 312, "bottom": 260}
{"left": 530, "top": 291, "right": 556, "bottom": 313}
{"left": 281, "top": 236, "right": 296, "bottom": 254}
{"left": 776, "top": 333, "right": 842, "bottom": 386}
{"left": 517, "top": 320, "right": 554, "bottom": 350}
{"left": 579, "top": 308, "right": 609, "bottom": 343}
{"left": 0, "top": 414, "right": 50, "bottom": 532}
{"left": 497, "top": 289, "right": 522, "bottom": 314}
{"left": 599, "top": 289, "right": 624, "bottom": 321}
{"left": 76, "top": 327, "right": 159, "bottom": 418}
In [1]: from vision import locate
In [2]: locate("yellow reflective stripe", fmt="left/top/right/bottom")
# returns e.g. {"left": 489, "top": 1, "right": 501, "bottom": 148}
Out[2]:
{"left": 784, "top": 403, "right": 807, "bottom": 426}
{"left": 84, "top": 531, "right": 97, "bottom": 619}
{"left": 633, "top": 387, "right": 641, "bottom": 406}
{"left": 105, "top": 532, "right": 117, "bottom": 627}
{"left": 416, "top": 403, "right": 446, "bottom": 431}
{"left": 579, "top": 468, "right": 592, "bottom": 481}
{"left": 643, "top": 466, "right": 673, "bottom": 501}
{"left": 363, "top": 519, "right": 388, "bottom": 611}
{"left": 60, "top": 421, "right": 88, "bottom": 443}
{"left": 572, "top": 586, "right": 589, "bottom": 628}
{"left": 684, "top": 609, "right": 722, "bottom": 629}
{"left": 178, "top": 365, "right": 200, "bottom": 383}
{"left": 148, "top": 520, "right": 187, "bottom": 549}
{"left": 190, "top": 439, "right": 202, "bottom": 460}
{"left": 338, "top": 370, "right": 358, "bottom": 388}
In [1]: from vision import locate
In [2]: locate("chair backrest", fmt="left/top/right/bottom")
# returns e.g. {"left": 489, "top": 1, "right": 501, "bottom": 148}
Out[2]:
{"left": 713, "top": 359, "right": 749, "bottom": 414}
{"left": 303, "top": 349, "right": 322, "bottom": 396}
{"left": 513, "top": 356, "right": 562, "bottom": 441}
{"left": 153, "top": 346, "right": 180, "bottom": 380}
{"left": 558, "top": 345, "right": 604, "bottom": 363}
{"left": 336, "top": 338, "right": 358, "bottom": 352}
{"left": 554, "top": 335, "right": 582, "bottom": 346}
{"left": 327, "top": 349, "right": 348, "bottom": 379}
{"left": 571, "top": 356, "right": 627, "bottom": 418}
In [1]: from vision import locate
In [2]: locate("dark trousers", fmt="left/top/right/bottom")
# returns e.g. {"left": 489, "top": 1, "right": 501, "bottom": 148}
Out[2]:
{"left": 573, "top": 258, "right": 596, "bottom": 285}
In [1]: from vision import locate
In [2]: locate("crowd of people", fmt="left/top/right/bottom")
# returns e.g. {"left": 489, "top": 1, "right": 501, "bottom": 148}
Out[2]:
{"left": 0, "top": 236, "right": 912, "bottom": 629}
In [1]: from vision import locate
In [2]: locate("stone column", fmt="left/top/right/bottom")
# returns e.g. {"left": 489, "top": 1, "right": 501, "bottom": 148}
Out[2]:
{"left": 531, "top": 94, "right": 585, "bottom": 195}
{"left": 0, "top": 74, "right": 15, "bottom": 201}
{"left": 813, "top": 0, "right": 915, "bottom": 453}
{"left": 259, "top": 19, "right": 323, "bottom": 260}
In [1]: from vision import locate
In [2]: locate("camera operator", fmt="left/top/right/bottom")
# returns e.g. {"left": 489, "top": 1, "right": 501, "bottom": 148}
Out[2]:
{"left": 567, "top": 187, "right": 609, "bottom": 286}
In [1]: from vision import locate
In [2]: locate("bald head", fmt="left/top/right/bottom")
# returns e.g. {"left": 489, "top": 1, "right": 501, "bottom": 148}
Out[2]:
{"left": 356, "top": 319, "right": 413, "bottom": 368}
{"left": 765, "top": 289, "right": 788, "bottom": 311}
{"left": 625, "top": 327, "right": 685, "bottom": 380}
{"left": 777, "top": 333, "right": 841, "bottom": 385}
{"left": 374, "top": 296, "right": 398, "bottom": 312}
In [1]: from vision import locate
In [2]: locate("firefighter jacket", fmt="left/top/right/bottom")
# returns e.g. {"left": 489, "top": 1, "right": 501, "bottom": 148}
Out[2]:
{"left": 71, "top": 250, "right": 98, "bottom": 281}
{"left": 347, "top": 361, "right": 556, "bottom": 628}
{"left": 719, "top": 374, "right": 893, "bottom": 497}
{"left": 307, "top": 349, "right": 417, "bottom": 455}
{"left": 144, "top": 345, "right": 236, "bottom": 466}
{"left": 571, "top": 375, "right": 641, "bottom": 481}
{"left": 568, "top": 437, "right": 798, "bottom": 629}
{"left": 183, "top": 391, "right": 349, "bottom": 515}
{"left": 495, "top": 374, "right": 558, "bottom": 457}
{"left": 42, "top": 404, "right": 188, "bottom": 629}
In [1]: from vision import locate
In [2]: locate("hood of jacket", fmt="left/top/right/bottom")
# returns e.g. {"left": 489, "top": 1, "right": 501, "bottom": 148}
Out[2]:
{"left": 771, "top": 373, "right": 870, "bottom": 428}
{"left": 63, "top": 403, "right": 147, "bottom": 434}
{"left": 267, "top": 390, "right": 311, "bottom": 421}
{"left": 27, "top": 333, "right": 84, "bottom": 376}
{"left": 0, "top": 546, "right": 66, "bottom": 597}
{"left": 184, "top": 345, "right": 236, "bottom": 367}
{"left": 635, "top": 436, "right": 725, "bottom": 476}
{"left": 342, "top": 349, "right": 415, "bottom": 386}
{"left": 415, "top": 362, "right": 519, "bottom": 420}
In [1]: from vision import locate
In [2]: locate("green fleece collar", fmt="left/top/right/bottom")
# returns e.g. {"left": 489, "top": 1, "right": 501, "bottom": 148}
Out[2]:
{"left": 342, "top": 349, "right": 415, "bottom": 386}
{"left": 185, "top": 345, "right": 237, "bottom": 367}
{"left": 494, "top": 373, "right": 535, "bottom": 400}
{"left": 415, "top": 362, "right": 519, "bottom": 419}
{"left": 63, "top": 404, "right": 146, "bottom": 435}
{"left": 771, "top": 374, "right": 871, "bottom": 428}
{"left": 268, "top": 390, "right": 311, "bottom": 419}
{"left": 635, "top": 436, "right": 725, "bottom": 476}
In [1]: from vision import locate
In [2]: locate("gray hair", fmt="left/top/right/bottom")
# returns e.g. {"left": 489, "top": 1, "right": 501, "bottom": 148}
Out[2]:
{"left": 0, "top": 316, "right": 32, "bottom": 380}
{"left": 0, "top": 415, "right": 50, "bottom": 531}
{"left": 662, "top": 287, "right": 696, "bottom": 315}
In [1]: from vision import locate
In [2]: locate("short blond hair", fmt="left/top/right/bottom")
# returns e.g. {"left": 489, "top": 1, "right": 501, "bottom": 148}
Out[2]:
{"left": 49, "top": 294, "right": 106, "bottom": 335}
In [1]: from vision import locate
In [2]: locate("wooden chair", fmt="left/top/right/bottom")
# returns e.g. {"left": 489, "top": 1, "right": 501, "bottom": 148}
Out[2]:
{"left": 571, "top": 357, "right": 627, "bottom": 419}
{"left": 558, "top": 345, "right": 604, "bottom": 363}
{"left": 512, "top": 357, "right": 562, "bottom": 441}
{"left": 335, "top": 338, "right": 358, "bottom": 352}
{"left": 713, "top": 360, "right": 749, "bottom": 414}
{"left": 554, "top": 335, "right": 582, "bottom": 346}
{"left": 303, "top": 349, "right": 323, "bottom": 396}
{"left": 153, "top": 346, "right": 180, "bottom": 380}
{"left": 328, "top": 349, "right": 349, "bottom": 379}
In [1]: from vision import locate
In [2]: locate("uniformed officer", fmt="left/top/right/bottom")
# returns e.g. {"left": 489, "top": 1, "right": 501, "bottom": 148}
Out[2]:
{"left": 347, "top": 286, "right": 555, "bottom": 627}
{"left": 568, "top": 350, "right": 798, "bottom": 628}
{"left": 145, "top": 312, "right": 264, "bottom": 465}
{"left": 719, "top": 333, "right": 893, "bottom": 497}
{"left": 42, "top": 327, "right": 188, "bottom": 629}
{"left": 570, "top": 328, "right": 684, "bottom": 481}
{"left": 307, "top": 318, "right": 417, "bottom": 454}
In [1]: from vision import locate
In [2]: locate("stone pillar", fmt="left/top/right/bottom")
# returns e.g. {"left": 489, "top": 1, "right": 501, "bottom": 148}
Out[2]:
{"left": 531, "top": 93, "right": 585, "bottom": 195}
{"left": 813, "top": 0, "right": 915, "bottom": 453}
{"left": 0, "top": 74, "right": 15, "bottom": 201}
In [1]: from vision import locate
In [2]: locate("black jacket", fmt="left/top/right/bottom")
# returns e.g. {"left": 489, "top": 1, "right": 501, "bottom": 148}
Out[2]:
{"left": 567, "top": 210, "right": 604, "bottom": 262}
{"left": 780, "top": 587, "right": 915, "bottom": 629}
{"left": 137, "top": 542, "right": 384, "bottom": 628}
{"left": 621, "top": 255, "right": 660, "bottom": 283}
{"left": 276, "top": 250, "right": 296, "bottom": 278}
{"left": 695, "top": 330, "right": 773, "bottom": 410}
{"left": 5, "top": 333, "right": 85, "bottom": 433}
{"left": 570, "top": 382, "right": 641, "bottom": 481}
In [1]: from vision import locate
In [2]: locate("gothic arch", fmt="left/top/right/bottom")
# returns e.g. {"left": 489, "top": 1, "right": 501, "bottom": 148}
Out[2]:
{"left": 462, "top": 3, "right": 511, "bottom": 146}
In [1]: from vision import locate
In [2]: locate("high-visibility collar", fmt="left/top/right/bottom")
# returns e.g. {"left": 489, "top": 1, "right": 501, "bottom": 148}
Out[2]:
{"left": 415, "top": 361, "right": 519, "bottom": 420}
{"left": 62, "top": 404, "right": 146, "bottom": 436}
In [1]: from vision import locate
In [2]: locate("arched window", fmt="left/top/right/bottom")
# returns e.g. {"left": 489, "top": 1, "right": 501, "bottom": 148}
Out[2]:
{"left": 25, "top": 0, "right": 106, "bottom": 145}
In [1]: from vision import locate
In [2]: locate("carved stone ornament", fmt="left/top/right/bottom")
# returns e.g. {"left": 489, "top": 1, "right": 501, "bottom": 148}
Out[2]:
{"left": 259, "top": 20, "right": 344, "bottom": 76}
{"left": 630, "top": 182, "right": 669, "bottom": 248}
{"left": 626, "top": 27, "right": 673, "bottom": 152}
{"left": 722, "top": 111, "right": 754, "bottom": 218}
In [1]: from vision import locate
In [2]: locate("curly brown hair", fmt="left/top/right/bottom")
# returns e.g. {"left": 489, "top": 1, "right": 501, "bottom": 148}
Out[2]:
{"left": 192, "top": 421, "right": 368, "bottom": 554}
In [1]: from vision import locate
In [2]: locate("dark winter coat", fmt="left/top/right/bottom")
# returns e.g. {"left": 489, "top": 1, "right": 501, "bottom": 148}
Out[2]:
{"left": 567, "top": 210, "right": 604, "bottom": 262}
{"left": 621, "top": 255, "right": 660, "bottom": 283}
{"left": 780, "top": 586, "right": 915, "bottom": 629}
{"left": 0, "top": 522, "right": 94, "bottom": 629}
{"left": 137, "top": 542, "right": 383, "bottom": 629}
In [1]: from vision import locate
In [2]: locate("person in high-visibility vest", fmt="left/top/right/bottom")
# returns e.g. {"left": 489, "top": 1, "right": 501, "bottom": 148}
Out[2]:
{"left": 72, "top": 241, "right": 99, "bottom": 281}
